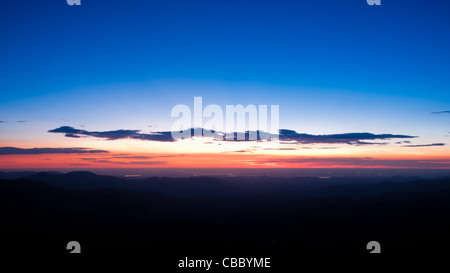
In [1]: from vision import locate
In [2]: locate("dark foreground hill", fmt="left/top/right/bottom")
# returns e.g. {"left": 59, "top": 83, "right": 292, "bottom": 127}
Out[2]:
{"left": 1, "top": 172, "right": 450, "bottom": 269}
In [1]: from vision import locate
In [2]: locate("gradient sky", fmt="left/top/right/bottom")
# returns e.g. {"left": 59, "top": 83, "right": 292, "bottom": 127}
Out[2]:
{"left": 1, "top": 0, "right": 450, "bottom": 171}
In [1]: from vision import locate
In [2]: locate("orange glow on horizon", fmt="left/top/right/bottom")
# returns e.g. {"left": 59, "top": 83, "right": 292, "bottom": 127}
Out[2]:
{"left": 2, "top": 151, "right": 450, "bottom": 169}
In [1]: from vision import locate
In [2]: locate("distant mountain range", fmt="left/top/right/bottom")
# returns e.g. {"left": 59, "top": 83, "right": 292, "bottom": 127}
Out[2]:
{"left": 1, "top": 171, "right": 450, "bottom": 264}
{"left": 1, "top": 170, "right": 449, "bottom": 199}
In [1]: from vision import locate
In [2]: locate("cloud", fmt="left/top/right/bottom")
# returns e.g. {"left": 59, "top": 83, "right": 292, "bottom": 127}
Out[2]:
{"left": 106, "top": 155, "right": 177, "bottom": 159}
{"left": 116, "top": 161, "right": 167, "bottom": 165}
{"left": 48, "top": 126, "right": 175, "bottom": 141}
{"left": 278, "top": 129, "right": 416, "bottom": 145}
{"left": 432, "top": 111, "right": 450, "bottom": 114}
{"left": 0, "top": 147, "right": 109, "bottom": 155}
{"left": 402, "top": 143, "right": 446, "bottom": 147}
{"left": 17, "top": 120, "right": 28, "bottom": 123}
{"left": 107, "top": 155, "right": 162, "bottom": 160}
{"left": 70, "top": 163, "right": 90, "bottom": 166}
{"left": 227, "top": 150, "right": 253, "bottom": 153}
{"left": 300, "top": 146, "right": 340, "bottom": 150}
{"left": 395, "top": 141, "right": 411, "bottom": 144}
{"left": 0, "top": 121, "right": 6, "bottom": 123}
{"left": 80, "top": 157, "right": 167, "bottom": 165}
{"left": 265, "top": 157, "right": 450, "bottom": 168}
{"left": 263, "top": 147, "right": 299, "bottom": 151}
{"left": 49, "top": 126, "right": 416, "bottom": 146}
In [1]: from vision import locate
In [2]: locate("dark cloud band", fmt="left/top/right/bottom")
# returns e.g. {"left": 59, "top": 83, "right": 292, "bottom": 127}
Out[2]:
{"left": 48, "top": 126, "right": 417, "bottom": 145}
{"left": 402, "top": 143, "right": 445, "bottom": 147}
{"left": 48, "top": 126, "right": 175, "bottom": 142}
{"left": 0, "top": 147, "right": 109, "bottom": 155}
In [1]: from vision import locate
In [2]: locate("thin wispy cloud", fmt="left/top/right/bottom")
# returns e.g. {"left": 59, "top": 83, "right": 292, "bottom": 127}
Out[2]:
{"left": 432, "top": 111, "right": 450, "bottom": 114}
{"left": 81, "top": 157, "right": 167, "bottom": 165}
{"left": 264, "top": 157, "right": 450, "bottom": 168}
{"left": 0, "top": 147, "right": 109, "bottom": 155}
{"left": 402, "top": 143, "right": 446, "bottom": 148}
{"left": 263, "top": 147, "right": 299, "bottom": 151}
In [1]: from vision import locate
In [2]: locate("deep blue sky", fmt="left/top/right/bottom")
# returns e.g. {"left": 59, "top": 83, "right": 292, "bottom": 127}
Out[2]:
{"left": 1, "top": 0, "right": 450, "bottom": 139}
{"left": 1, "top": 0, "right": 450, "bottom": 98}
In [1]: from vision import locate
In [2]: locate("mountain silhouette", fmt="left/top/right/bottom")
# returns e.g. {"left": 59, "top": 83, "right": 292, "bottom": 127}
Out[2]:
{"left": 1, "top": 172, "right": 450, "bottom": 268}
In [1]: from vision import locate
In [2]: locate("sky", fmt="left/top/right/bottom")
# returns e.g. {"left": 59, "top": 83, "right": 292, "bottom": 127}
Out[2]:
{"left": 1, "top": 0, "right": 450, "bottom": 173}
